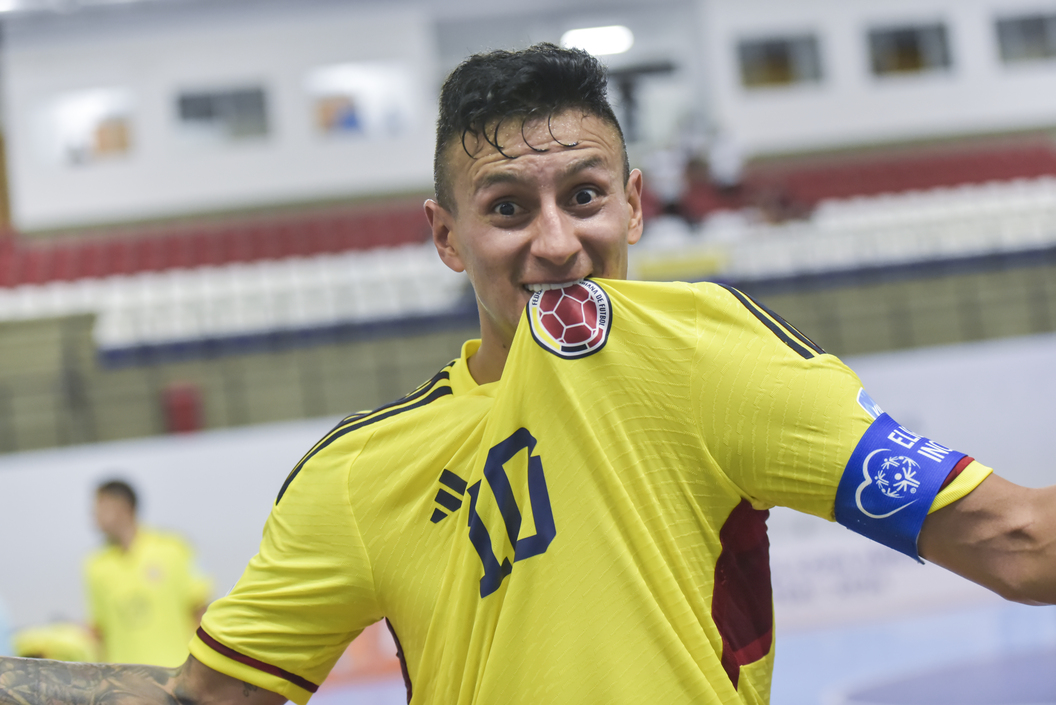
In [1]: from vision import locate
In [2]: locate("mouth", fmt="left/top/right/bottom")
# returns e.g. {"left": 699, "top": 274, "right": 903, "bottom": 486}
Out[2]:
{"left": 523, "top": 280, "right": 583, "bottom": 293}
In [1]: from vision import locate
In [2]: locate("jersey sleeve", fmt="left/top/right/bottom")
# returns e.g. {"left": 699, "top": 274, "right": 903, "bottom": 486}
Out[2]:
{"left": 190, "top": 438, "right": 382, "bottom": 705}
{"left": 929, "top": 459, "right": 993, "bottom": 513}
{"left": 690, "top": 284, "right": 995, "bottom": 560}
{"left": 690, "top": 283, "right": 876, "bottom": 520}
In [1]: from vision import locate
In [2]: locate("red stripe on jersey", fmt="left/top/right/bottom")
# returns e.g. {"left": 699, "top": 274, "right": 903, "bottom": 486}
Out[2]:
{"left": 940, "top": 455, "right": 976, "bottom": 491}
{"left": 196, "top": 627, "right": 319, "bottom": 693}
{"left": 711, "top": 500, "right": 773, "bottom": 689}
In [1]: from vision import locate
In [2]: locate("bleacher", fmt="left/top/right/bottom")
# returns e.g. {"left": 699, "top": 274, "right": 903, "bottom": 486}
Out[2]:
{"left": 751, "top": 138, "right": 1056, "bottom": 203}
{"left": 1, "top": 139, "right": 1056, "bottom": 453}
{"left": 639, "top": 175, "right": 1056, "bottom": 280}
{"left": 2, "top": 139, "right": 1055, "bottom": 361}
{"left": 0, "top": 201, "right": 472, "bottom": 361}
{"left": 0, "top": 202, "right": 430, "bottom": 285}
{"left": 2, "top": 166, "right": 1055, "bottom": 360}
{"left": 634, "top": 171, "right": 1056, "bottom": 358}
{"left": 678, "top": 137, "right": 1056, "bottom": 222}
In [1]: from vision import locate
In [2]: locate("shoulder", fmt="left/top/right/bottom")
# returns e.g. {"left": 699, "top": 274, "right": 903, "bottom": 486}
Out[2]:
{"left": 595, "top": 278, "right": 748, "bottom": 322}
{"left": 275, "top": 361, "right": 471, "bottom": 506}
{"left": 705, "top": 283, "right": 827, "bottom": 359}
{"left": 596, "top": 278, "right": 822, "bottom": 353}
{"left": 84, "top": 545, "right": 114, "bottom": 574}
{"left": 139, "top": 529, "right": 195, "bottom": 557}
{"left": 657, "top": 280, "right": 830, "bottom": 360}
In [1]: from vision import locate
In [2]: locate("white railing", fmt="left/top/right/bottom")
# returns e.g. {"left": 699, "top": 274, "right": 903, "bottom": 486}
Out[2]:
{"left": 4, "top": 177, "right": 1056, "bottom": 351}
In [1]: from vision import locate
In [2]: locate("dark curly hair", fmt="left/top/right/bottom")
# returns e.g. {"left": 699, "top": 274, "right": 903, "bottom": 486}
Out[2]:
{"left": 434, "top": 43, "right": 629, "bottom": 211}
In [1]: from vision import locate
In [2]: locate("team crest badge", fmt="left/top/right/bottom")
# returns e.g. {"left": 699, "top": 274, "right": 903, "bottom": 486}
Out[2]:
{"left": 527, "top": 279, "right": 612, "bottom": 359}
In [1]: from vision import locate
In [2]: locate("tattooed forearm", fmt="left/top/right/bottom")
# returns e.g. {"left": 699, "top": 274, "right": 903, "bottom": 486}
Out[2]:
{"left": 0, "top": 656, "right": 189, "bottom": 705}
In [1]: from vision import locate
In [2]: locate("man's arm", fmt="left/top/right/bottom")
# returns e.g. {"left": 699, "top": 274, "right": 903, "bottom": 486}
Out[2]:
{"left": 918, "top": 473, "right": 1056, "bottom": 605}
{"left": 0, "top": 655, "right": 287, "bottom": 705}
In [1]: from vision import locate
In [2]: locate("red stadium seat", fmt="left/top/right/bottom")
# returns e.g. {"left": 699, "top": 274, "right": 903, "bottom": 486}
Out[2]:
{"left": 161, "top": 382, "right": 203, "bottom": 433}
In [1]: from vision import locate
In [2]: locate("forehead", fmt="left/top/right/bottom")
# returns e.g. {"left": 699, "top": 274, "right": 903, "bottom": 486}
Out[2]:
{"left": 96, "top": 491, "right": 129, "bottom": 506}
{"left": 444, "top": 111, "right": 625, "bottom": 198}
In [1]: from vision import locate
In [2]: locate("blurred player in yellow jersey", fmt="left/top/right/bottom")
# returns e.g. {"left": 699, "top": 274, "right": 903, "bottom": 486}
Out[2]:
{"left": 14, "top": 624, "right": 97, "bottom": 663}
{"left": 2, "top": 43, "right": 1056, "bottom": 705}
{"left": 86, "top": 480, "right": 212, "bottom": 667}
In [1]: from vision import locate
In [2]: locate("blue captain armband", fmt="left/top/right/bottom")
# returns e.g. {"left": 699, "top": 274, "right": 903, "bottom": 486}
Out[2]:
{"left": 834, "top": 411, "right": 966, "bottom": 561}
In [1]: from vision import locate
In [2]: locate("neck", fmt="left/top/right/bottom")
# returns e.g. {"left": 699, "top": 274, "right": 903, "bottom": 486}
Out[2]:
{"left": 467, "top": 335, "right": 508, "bottom": 385}
{"left": 113, "top": 523, "right": 137, "bottom": 552}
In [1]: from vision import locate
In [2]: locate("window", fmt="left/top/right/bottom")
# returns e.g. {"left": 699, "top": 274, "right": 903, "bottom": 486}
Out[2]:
{"left": 738, "top": 35, "right": 822, "bottom": 88}
{"left": 304, "top": 62, "right": 415, "bottom": 139}
{"left": 36, "top": 88, "right": 134, "bottom": 166}
{"left": 176, "top": 87, "right": 269, "bottom": 143}
{"left": 996, "top": 14, "right": 1056, "bottom": 63}
{"left": 868, "top": 24, "right": 951, "bottom": 76}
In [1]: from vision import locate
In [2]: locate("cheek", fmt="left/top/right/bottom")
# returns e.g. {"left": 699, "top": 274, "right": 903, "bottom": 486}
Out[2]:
{"left": 466, "top": 239, "right": 518, "bottom": 278}
{"left": 583, "top": 219, "right": 630, "bottom": 253}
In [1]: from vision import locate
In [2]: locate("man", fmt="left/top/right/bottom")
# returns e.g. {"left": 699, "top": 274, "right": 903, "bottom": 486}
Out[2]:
{"left": 86, "top": 480, "right": 212, "bottom": 667}
{"left": 1, "top": 43, "right": 1054, "bottom": 705}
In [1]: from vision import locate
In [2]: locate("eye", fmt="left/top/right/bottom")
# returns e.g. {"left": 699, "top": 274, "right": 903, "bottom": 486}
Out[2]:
{"left": 493, "top": 201, "right": 520, "bottom": 217}
{"left": 573, "top": 188, "right": 598, "bottom": 206}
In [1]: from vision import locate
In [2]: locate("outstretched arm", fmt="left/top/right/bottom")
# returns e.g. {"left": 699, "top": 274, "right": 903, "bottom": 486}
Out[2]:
{"left": 919, "top": 473, "right": 1056, "bottom": 605}
{"left": 0, "top": 655, "right": 287, "bottom": 705}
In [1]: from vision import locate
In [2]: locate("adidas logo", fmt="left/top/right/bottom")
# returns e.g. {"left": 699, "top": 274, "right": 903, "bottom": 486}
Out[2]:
{"left": 430, "top": 469, "right": 467, "bottom": 523}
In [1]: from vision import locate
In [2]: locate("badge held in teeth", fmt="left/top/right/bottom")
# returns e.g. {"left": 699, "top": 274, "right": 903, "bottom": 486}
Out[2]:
{"left": 527, "top": 279, "right": 612, "bottom": 359}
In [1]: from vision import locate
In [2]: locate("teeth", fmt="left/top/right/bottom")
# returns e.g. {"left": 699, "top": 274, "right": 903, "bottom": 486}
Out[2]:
{"left": 525, "top": 280, "right": 582, "bottom": 292}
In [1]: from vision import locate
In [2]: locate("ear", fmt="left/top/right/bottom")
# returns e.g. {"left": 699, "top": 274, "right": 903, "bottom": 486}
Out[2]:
{"left": 424, "top": 199, "right": 466, "bottom": 273}
{"left": 625, "top": 168, "right": 644, "bottom": 246}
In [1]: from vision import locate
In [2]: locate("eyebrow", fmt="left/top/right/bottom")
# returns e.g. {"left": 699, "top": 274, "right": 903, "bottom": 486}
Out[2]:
{"left": 472, "top": 154, "right": 608, "bottom": 195}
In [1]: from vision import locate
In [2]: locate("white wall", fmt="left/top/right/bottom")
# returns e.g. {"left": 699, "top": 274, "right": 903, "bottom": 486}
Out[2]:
{"left": 701, "top": 0, "right": 1056, "bottom": 155}
{"left": 12, "top": 0, "right": 1056, "bottom": 231}
{"left": 1, "top": 331, "right": 1053, "bottom": 632}
{"left": 3, "top": 3, "right": 437, "bottom": 231}
{"left": 432, "top": 0, "right": 706, "bottom": 149}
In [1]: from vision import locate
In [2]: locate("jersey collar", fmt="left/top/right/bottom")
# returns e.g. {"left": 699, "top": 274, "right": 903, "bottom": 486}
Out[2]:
{"left": 449, "top": 339, "right": 497, "bottom": 397}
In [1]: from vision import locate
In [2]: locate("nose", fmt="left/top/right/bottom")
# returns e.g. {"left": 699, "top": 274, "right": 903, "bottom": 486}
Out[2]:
{"left": 530, "top": 200, "right": 582, "bottom": 267}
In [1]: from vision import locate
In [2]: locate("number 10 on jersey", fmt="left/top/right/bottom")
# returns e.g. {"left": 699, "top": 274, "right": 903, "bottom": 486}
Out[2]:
{"left": 466, "top": 427, "right": 557, "bottom": 597}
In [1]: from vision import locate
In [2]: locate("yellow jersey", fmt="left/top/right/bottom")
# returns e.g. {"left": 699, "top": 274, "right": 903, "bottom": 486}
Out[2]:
{"left": 86, "top": 528, "right": 212, "bottom": 667}
{"left": 13, "top": 623, "right": 99, "bottom": 662}
{"left": 192, "top": 279, "right": 987, "bottom": 704}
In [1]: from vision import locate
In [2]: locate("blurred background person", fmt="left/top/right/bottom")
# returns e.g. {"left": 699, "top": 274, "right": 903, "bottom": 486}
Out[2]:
{"left": 87, "top": 479, "right": 212, "bottom": 667}
{"left": 13, "top": 623, "right": 98, "bottom": 662}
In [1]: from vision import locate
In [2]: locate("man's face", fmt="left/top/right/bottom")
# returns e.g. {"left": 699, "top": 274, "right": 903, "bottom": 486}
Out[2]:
{"left": 94, "top": 492, "right": 133, "bottom": 543}
{"left": 426, "top": 110, "right": 643, "bottom": 354}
